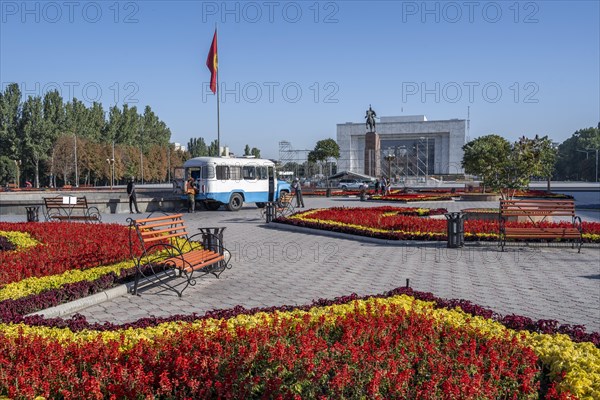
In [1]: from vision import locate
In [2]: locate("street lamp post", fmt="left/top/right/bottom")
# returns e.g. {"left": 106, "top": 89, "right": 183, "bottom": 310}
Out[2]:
{"left": 74, "top": 133, "right": 79, "bottom": 187}
{"left": 167, "top": 144, "right": 171, "bottom": 183}
{"left": 420, "top": 136, "right": 429, "bottom": 184}
{"left": 384, "top": 153, "right": 396, "bottom": 183}
{"left": 594, "top": 149, "right": 599, "bottom": 183}
{"left": 106, "top": 141, "right": 115, "bottom": 189}
{"left": 398, "top": 145, "right": 408, "bottom": 181}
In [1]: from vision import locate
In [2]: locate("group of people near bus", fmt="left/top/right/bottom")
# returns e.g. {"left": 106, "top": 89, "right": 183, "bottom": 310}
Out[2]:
{"left": 374, "top": 176, "right": 391, "bottom": 196}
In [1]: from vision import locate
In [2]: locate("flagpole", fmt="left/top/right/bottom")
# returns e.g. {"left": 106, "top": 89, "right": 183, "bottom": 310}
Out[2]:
{"left": 215, "top": 25, "right": 221, "bottom": 156}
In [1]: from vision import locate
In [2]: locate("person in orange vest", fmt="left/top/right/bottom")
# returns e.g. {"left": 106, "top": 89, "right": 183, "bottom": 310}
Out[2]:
{"left": 184, "top": 177, "right": 197, "bottom": 213}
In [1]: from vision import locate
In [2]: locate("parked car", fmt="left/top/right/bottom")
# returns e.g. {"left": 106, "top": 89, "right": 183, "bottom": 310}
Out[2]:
{"left": 337, "top": 179, "right": 364, "bottom": 190}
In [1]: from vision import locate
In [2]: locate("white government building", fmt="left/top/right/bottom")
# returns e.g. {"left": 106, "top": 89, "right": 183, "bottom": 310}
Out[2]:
{"left": 336, "top": 115, "right": 466, "bottom": 179}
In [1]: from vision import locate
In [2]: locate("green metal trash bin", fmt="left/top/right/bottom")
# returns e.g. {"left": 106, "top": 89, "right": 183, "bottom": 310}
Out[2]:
{"left": 26, "top": 206, "right": 39, "bottom": 222}
{"left": 445, "top": 212, "right": 465, "bottom": 248}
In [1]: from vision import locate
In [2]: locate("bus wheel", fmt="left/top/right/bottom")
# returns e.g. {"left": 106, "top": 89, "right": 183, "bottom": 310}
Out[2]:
{"left": 226, "top": 193, "right": 244, "bottom": 211}
{"left": 205, "top": 202, "right": 221, "bottom": 211}
{"left": 256, "top": 202, "right": 266, "bottom": 208}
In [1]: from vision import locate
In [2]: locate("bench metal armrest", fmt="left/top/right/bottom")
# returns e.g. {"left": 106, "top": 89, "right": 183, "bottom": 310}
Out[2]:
{"left": 498, "top": 215, "right": 508, "bottom": 233}
{"left": 572, "top": 215, "right": 583, "bottom": 232}
{"left": 84, "top": 206, "right": 102, "bottom": 222}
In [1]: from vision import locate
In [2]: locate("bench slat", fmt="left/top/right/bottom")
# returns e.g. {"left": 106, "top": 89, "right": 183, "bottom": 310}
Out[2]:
{"left": 140, "top": 232, "right": 188, "bottom": 243}
{"left": 164, "top": 249, "right": 223, "bottom": 271}
{"left": 134, "top": 214, "right": 185, "bottom": 224}
{"left": 138, "top": 221, "right": 186, "bottom": 231}
{"left": 139, "top": 225, "right": 188, "bottom": 237}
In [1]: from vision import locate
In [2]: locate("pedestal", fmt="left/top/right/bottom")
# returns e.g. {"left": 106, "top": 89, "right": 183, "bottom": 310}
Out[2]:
{"left": 364, "top": 131, "right": 381, "bottom": 177}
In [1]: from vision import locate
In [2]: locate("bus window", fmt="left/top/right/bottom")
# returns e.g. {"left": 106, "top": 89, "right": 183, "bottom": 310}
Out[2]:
{"left": 243, "top": 166, "right": 256, "bottom": 180}
{"left": 257, "top": 166, "right": 268, "bottom": 180}
{"left": 216, "top": 165, "right": 228, "bottom": 180}
{"left": 230, "top": 166, "right": 242, "bottom": 181}
{"left": 203, "top": 165, "right": 215, "bottom": 179}
{"left": 216, "top": 165, "right": 242, "bottom": 181}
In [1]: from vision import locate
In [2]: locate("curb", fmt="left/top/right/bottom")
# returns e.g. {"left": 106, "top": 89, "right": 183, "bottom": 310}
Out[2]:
{"left": 27, "top": 283, "right": 133, "bottom": 319}
{"left": 261, "top": 221, "right": 600, "bottom": 249}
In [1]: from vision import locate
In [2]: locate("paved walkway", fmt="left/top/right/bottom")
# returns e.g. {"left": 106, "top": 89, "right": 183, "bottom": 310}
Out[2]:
{"left": 4, "top": 196, "right": 600, "bottom": 332}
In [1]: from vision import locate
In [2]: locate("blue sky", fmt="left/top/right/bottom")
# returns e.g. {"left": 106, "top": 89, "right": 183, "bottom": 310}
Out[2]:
{"left": 1, "top": 0, "right": 599, "bottom": 159}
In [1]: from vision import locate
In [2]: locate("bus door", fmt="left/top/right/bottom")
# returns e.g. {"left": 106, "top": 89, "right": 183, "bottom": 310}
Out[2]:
{"left": 268, "top": 166, "right": 275, "bottom": 202}
{"left": 173, "top": 167, "right": 185, "bottom": 194}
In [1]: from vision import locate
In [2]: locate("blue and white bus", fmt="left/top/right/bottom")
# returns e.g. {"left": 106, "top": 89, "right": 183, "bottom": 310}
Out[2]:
{"left": 180, "top": 157, "right": 292, "bottom": 211}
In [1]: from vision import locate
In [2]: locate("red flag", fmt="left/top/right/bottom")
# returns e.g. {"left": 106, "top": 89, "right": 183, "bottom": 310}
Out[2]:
{"left": 206, "top": 29, "right": 218, "bottom": 94}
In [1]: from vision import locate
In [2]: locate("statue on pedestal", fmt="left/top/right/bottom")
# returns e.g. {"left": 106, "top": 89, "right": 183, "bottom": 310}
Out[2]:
{"left": 365, "top": 105, "right": 377, "bottom": 132}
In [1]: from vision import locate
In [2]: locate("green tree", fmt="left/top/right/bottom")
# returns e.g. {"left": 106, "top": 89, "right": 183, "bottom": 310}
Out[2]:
{"left": 0, "top": 83, "right": 22, "bottom": 163}
{"left": 87, "top": 102, "right": 106, "bottom": 142}
{"left": 308, "top": 138, "right": 340, "bottom": 186}
{"left": 42, "top": 90, "right": 65, "bottom": 141}
{"left": 462, "top": 134, "right": 511, "bottom": 193}
{"left": 105, "top": 105, "right": 123, "bottom": 144}
{"left": 119, "top": 104, "right": 140, "bottom": 145}
{"left": 20, "top": 96, "right": 51, "bottom": 187}
{"left": 141, "top": 106, "right": 170, "bottom": 148}
{"left": 244, "top": 144, "right": 251, "bottom": 156}
{"left": 462, "top": 134, "right": 558, "bottom": 198}
{"left": 251, "top": 147, "right": 261, "bottom": 159}
{"left": 208, "top": 139, "right": 219, "bottom": 157}
{"left": 187, "top": 137, "right": 208, "bottom": 158}
{"left": 0, "top": 156, "right": 16, "bottom": 185}
{"left": 529, "top": 135, "right": 558, "bottom": 191}
{"left": 555, "top": 126, "right": 600, "bottom": 181}
{"left": 64, "top": 99, "right": 89, "bottom": 137}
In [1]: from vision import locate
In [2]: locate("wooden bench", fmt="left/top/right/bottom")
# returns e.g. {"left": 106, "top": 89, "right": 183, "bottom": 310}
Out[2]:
{"left": 128, "top": 213, "right": 231, "bottom": 297}
{"left": 43, "top": 196, "right": 102, "bottom": 223}
{"left": 499, "top": 199, "right": 582, "bottom": 252}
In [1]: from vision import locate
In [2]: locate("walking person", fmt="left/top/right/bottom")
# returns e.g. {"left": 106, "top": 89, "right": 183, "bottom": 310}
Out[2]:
{"left": 374, "top": 177, "right": 380, "bottom": 195}
{"left": 292, "top": 177, "right": 305, "bottom": 208}
{"left": 185, "top": 177, "right": 197, "bottom": 213}
{"left": 127, "top": 177, "right": 141, "bottom": 214}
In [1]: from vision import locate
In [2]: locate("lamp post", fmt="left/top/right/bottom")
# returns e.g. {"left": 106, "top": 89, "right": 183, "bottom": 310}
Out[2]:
{"left": 74, "top": 133, "right": 79, "bottom": 187}
{"left": 384, "top": 152, "right": 396, "bottom": 182}
{"left": 167, "top": 144, "right": 171, "bottom": 183}
{"left": 593, "top": 149, "right": 599, "bottom": 183}
{"left": 398, "top": 145, "right": 408, "bottom": 181}
{"left": 106, "top": 141, "right": 115, "bottom": 189}
{"left": 420, "top": 136, "right": 429, "bottom": 183}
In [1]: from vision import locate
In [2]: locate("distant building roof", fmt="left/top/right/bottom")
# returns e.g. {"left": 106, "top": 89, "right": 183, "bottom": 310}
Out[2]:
{"left": 379, "top": 115, "right": 427, "bottom": 123}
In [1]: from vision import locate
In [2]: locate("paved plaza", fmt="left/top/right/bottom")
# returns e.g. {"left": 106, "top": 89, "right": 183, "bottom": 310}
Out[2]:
{"left": 4, "top": 196, "right": 600, "bottom": 332}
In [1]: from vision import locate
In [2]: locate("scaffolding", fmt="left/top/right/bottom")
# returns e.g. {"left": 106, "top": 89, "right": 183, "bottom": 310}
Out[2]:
{"left": 278, "top": 141, "right": 312, "bottom": 178}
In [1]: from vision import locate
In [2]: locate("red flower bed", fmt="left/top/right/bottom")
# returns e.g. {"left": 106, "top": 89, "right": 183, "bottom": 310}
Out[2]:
{"left": 0, "top": 222, "right": 142, "bottom": 286}
{"left": 0, "top": 303, "right": 543, "bottom": 399}
{"left": 279, "top": 207, "right": 600, "bottom": 242}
